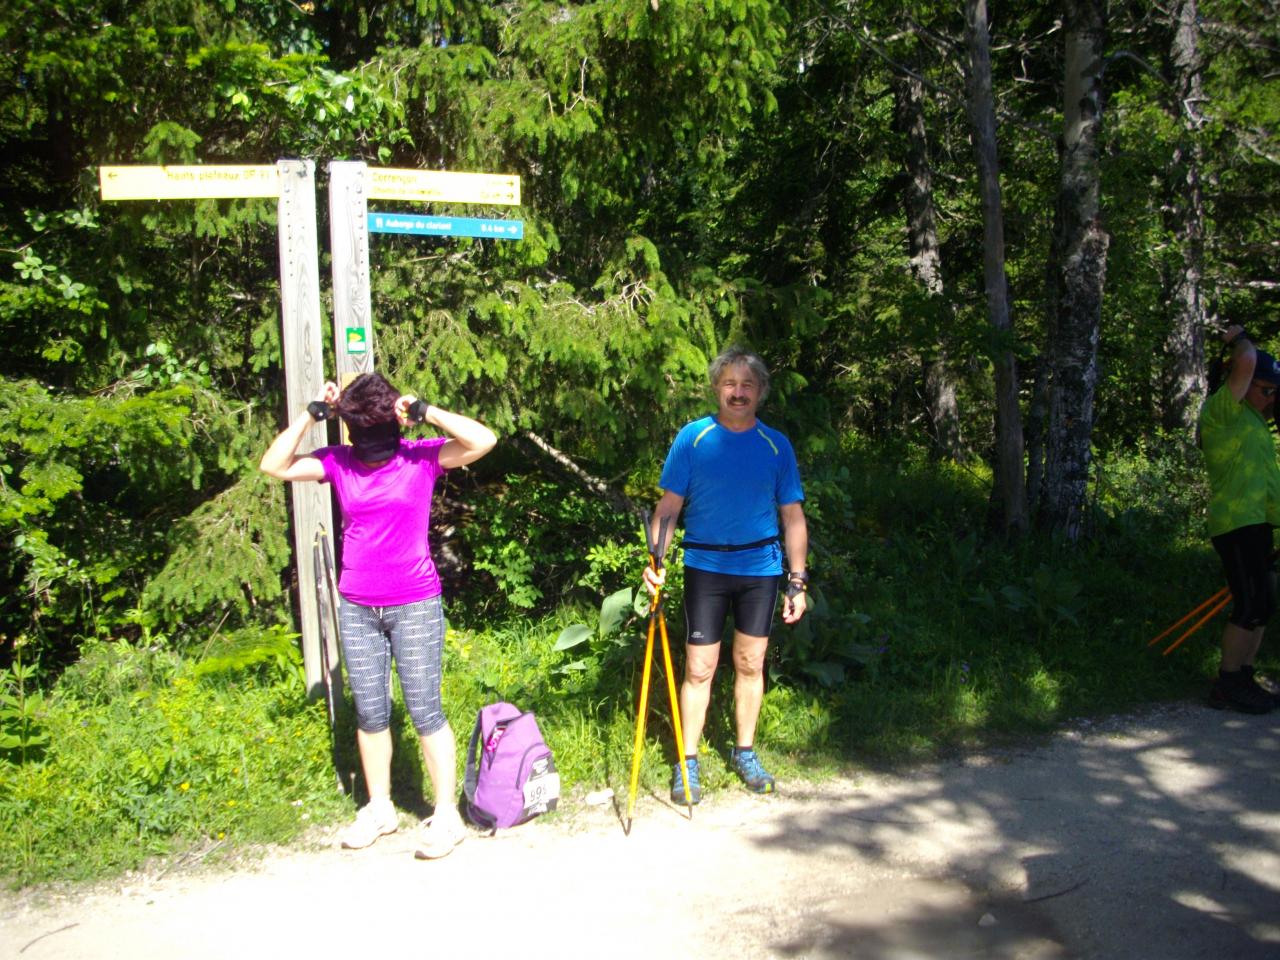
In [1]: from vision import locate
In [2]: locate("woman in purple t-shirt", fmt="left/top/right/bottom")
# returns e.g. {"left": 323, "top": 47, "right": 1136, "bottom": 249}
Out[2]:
{"left": 261, "top": 372, "right": 496, "bottom": 859}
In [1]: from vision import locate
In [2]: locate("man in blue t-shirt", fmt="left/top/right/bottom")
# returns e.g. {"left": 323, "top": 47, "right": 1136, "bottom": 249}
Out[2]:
{"left": 643, "top": 347, "right": 809, "bottom": 802}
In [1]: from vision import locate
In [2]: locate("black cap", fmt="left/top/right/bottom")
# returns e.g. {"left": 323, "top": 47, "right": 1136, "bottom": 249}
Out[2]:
{"left": 1255, "top": 350, "right": 1280, "bottom": 385}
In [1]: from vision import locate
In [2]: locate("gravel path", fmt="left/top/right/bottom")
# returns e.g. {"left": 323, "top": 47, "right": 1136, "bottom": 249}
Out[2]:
{"left": 3, "top": 701, "right": 1278, "bottom": 959}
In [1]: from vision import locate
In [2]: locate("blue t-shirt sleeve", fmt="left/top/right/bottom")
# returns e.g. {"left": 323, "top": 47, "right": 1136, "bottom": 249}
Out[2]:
{"left": 775, "top": 435, "right": 804, "bottom": 506}
{"left": 659, "top": 426, "right": 694, "bottom": 496}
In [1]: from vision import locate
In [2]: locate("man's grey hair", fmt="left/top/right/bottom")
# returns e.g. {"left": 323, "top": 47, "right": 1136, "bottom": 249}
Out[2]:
{"left": 708, "top": 346, "right": 770, "bottom": 402}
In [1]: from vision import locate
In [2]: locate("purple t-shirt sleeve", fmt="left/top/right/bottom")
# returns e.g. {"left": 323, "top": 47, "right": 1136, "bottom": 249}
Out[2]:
{"left": 315, "top": 437, "right": 448, "bottom": 605}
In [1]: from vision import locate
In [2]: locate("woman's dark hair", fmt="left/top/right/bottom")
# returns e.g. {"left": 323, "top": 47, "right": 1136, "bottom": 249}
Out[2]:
{"left": 336, "top": 372, "right": 400, "bottom": 429}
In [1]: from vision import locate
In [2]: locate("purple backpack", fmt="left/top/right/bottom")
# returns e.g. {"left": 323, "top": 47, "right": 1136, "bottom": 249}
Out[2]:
{"left": 463, "top": 702, "right": 560, "bottom": 829}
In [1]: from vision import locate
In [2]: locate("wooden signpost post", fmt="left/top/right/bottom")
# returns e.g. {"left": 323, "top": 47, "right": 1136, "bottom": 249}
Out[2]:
{"left": 99, "top": 161, "right": 335, "bottom": 697}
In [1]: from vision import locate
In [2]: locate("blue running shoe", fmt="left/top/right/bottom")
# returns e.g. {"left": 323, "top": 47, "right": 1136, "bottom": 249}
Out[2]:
{"left": 732, "top": 748, "right": 775, "bottom": 794}
{"left": 671, "top": 757, "right": 701, "bottom": 805}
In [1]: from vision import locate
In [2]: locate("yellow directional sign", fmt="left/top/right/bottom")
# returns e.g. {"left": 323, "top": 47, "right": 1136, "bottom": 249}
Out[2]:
{"left": 99, "top": 165, "right": 281, "bottom": 200}
{"left": 367, "top": 168, "right": 520, "bottom": 205}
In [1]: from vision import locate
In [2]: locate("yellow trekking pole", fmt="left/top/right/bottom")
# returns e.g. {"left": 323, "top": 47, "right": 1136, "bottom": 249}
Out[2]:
{"left": 625, "top": 589, "right": 658, "bottom": 832}
{"left": 658, "top": 586, "right": 692, "bottom": 806}
{"left": 625, "top": 514, "right": 693, "bottom": 834}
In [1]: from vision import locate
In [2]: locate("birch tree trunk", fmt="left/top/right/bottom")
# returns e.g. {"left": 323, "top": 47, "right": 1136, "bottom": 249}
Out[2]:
{"left": 964, "top": 0, "right": 1028, "bottom": 534}
{"left": 892, "top": 69, "right": 966, "bottom": 462}
{"left": 1040, "top": 0, "right": 1109, "bottom": 540}
{"left": 1161, "top": 0, "right": 1209, "bottom": 435}
{"left": 1025, "top": 360, "right": 1049, "bottom": 509}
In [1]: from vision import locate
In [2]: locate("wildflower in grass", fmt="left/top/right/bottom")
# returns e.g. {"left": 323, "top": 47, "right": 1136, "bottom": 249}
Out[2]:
{"left": 179, "top": 782, "right": 190, "bottom": 791}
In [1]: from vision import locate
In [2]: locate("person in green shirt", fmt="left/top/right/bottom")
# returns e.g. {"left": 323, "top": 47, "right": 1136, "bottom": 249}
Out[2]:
{"left": 1198, "top": 323, "right": 1280, "bottom": 714}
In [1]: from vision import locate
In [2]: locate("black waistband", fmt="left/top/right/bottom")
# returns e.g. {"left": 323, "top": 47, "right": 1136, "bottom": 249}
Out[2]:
{"left": 681, "top": 536, "right": 779, "bottom": 553}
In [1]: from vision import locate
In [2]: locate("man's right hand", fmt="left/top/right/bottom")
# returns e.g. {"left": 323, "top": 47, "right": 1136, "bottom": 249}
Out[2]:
{"left": 642, "top": 563, "right": 666, "bottom": 596}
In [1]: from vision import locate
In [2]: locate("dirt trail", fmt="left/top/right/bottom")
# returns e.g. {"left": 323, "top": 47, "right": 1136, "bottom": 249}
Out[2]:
{"left": 3, "top": 702, "right": 1279, "bottom": 959}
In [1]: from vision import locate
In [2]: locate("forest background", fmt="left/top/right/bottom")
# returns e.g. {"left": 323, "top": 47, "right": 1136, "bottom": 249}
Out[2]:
{"left": 0, "top": 0, "right": 1276, "bottom": 886}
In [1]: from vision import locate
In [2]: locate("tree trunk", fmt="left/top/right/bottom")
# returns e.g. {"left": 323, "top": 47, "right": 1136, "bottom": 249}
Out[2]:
{"left": 1025, "top": 357, "right": 1049, "bottom": 509}
{"left": 1161, "top": 0, "right": 1209, "bottom": 436}
{"left": 892, "top": 70, "right": 966, "bottom": 462}
{"left": 1040, "top": 0, "right": 1109, "bottom": 540}
{"left": 964, "top": 0, "right": 1028, "bottom": 534}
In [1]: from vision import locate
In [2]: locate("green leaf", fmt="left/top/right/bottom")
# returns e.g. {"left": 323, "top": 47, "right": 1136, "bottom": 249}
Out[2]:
{"left": 800, "top": 661, "right": 845, "bottom": 688}
{"left": 598, "top": 586, "right": 635, "bottom": 638}
{"left": 554, "top": 624, "right": 592, "bottom": 650}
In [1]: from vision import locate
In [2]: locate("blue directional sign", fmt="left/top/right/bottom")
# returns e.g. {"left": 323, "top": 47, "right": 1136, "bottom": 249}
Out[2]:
{"left": 367, "top": 212, "right": 524, "bottom": 240}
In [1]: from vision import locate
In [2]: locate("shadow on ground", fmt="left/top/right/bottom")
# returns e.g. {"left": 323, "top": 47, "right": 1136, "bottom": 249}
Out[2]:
{"left": 748, "top": 705, "right": 1280, "bottom": 959}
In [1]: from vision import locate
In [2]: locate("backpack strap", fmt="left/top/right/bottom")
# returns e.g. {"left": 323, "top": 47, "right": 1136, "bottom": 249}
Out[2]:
{"left": 463, "top": 710, "right": 486, "bottom": 804}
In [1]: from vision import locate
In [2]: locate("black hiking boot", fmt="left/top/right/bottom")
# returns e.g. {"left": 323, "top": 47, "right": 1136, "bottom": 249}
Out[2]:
{"left": 1208, "top": 670, "right": 1274, "bottom": 715}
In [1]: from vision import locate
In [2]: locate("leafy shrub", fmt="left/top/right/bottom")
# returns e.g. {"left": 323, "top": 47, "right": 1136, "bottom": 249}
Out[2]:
{"left": 466, "top": 474, "right": 634, "bottom": 615}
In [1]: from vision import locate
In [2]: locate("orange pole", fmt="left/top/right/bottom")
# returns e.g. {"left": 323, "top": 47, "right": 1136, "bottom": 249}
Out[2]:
{"left": 1147, "top": 587, "right": 1229, "bottom": 647}
{"left": 625, "top": 592, "right": 659, "bottom": 830}
{"left": 1162, "top": 594, "right": 1232, "bottom": 656}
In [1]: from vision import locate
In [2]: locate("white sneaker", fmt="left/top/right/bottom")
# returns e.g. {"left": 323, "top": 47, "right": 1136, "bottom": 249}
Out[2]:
{"left": 413, "top": 816, "right": 466, "bottom": 860}
{"left": 339, "top": 799, "right": 398, "bottom": 849}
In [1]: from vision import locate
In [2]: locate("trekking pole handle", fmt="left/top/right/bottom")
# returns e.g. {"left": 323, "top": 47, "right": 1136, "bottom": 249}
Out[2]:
{"left": 642, "top": 513, "right": 672, "bottom": 570}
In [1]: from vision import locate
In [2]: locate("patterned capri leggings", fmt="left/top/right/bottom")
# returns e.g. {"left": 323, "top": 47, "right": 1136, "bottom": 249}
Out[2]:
{"left": 338, "top": 596, "right": 448, "bottom": 736}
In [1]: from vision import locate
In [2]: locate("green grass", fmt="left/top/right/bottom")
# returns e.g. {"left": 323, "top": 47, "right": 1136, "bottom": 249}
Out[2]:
{"left": 2, "top": 442, "right": 1269, "bottom": 888}
{"left": 0, "top": 634, "right": 352, "bottom": 886}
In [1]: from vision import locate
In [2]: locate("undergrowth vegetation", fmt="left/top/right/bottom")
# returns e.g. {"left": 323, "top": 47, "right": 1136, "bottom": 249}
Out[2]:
{"left": 0, "top": 445, "right": 1256, "bottom": 888}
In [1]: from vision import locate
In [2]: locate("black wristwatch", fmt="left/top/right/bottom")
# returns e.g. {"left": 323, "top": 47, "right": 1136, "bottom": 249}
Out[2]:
{"left": 785, "top": 570, "right": 809, "bottom": 599}
{"left": 306, "top": 400, "right": 333, "bottom": 422}
{"left": 407, "top": 399, "right": 429, "bottom": 424}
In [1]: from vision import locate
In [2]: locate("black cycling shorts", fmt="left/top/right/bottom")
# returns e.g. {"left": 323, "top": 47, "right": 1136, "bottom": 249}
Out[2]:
{"left": 683, "top": 567, "right": 780, "bottom": 645}
{"left": 1211, "top": 523, "right": 1276, "bottom": 630}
